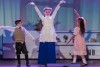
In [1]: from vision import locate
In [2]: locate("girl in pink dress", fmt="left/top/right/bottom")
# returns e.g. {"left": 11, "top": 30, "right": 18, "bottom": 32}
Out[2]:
{"left": 66, "top": 9, "right": 87, "bottom": 66}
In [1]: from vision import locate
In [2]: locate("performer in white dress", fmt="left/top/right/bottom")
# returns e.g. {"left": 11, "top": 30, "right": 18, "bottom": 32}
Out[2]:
{"left": 29, "top": 0, "right": 65, "bottom": 65}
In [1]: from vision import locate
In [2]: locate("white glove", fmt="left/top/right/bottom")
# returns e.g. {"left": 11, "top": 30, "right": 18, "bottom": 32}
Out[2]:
{"left": 60, "top": 0, "right": 66, "bottom": 4}
{"left": 28, "top": 2, "right": 35, "bottom": 6}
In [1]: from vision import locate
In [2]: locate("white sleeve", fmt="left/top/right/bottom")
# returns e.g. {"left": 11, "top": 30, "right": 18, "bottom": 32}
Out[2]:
{"left": 2, "top": 26, "right": 15, "bottom": 32}
{"left": 0, "top": 26, "right": 4, "bottom": 29}
{"left": 23, "top": 27, "right": 35, "bottom": 40}
{"left": 52, "top": 5, "right": 60, "bottom": 19}
{"left": 34, "top": 6, "right": 44, "bottom": 20}
{"left": 73, "top": 27, "right": 79, "bottom": 35}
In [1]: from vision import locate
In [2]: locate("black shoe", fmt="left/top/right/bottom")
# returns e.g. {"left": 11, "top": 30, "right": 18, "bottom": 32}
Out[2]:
{"left": 63, "top": 66, "right": 68, "bottom": 67}
{"left": 45, "top": 64, "right": 47, "bottom": 67}
{"left": 25, "top": 60, "right": 29, "bottom": 66}
{"left": 26, "top": 63, "right": 30, "bottom": 66}
{"left": 17, "top": 64, "right": 21, "bottom": 67}
{"left": 71, "top": 62, "right": 76, "bottom": 64}
{"left": 82, "top": 63, "right": 87, "bottom": 66}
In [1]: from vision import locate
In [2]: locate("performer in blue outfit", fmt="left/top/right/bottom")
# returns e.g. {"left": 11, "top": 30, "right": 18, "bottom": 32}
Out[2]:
{"left": 29, "top": 0, "right": 65, "bottom": 65}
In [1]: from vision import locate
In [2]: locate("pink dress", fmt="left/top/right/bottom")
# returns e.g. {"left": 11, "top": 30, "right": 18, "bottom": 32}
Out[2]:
{"left": 73, "top": 27, "right": 87, "bottom": 55}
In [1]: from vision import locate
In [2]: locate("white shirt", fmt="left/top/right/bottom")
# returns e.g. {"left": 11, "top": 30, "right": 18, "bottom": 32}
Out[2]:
{"left": 34, "top": 5, "right": 60, "bottom": 42}
{"left": 2, "top": 26, "right": 34, "bottom": 40}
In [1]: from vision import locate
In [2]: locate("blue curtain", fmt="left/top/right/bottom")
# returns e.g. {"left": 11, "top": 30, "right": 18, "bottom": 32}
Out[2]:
{"left": 0, "top": 0, "right": 20, "bottom": 44}
{"left": 80, "top": 0, "right": 100, "bottom": 31}
{"left": 0, "top": 0, "right": 20, "bottom": 26}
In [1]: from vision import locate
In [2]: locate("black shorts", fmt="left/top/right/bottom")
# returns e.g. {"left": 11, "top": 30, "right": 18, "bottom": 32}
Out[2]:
{"left": 15, "top": 42, "right": 28, "bottom": 55}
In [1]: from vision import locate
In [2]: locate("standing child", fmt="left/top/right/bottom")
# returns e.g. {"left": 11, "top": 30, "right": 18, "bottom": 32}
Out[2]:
{"left": 1, "top": 20, "right": 34, "bottom": 66}
{"left": 66, "top": 9, "right": 87, "bottom": 66}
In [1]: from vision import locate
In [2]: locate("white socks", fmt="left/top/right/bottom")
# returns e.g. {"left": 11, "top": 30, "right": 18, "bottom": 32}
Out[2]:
{"left": 73, "top": 57, "right": 77, "bottom": 63}
{"left": 82, "top": 58, "right": 87, "bottom": 64}
{"left": 73, "top": 57, "right": 87, "bottom": 64}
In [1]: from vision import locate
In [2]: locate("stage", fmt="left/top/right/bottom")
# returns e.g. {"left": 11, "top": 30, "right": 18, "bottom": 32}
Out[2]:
{"left": 0, "top": 60, "right": 100, "bottom": 67}
{"left": 0, "top": 0, "right": 100, "bottom": 67}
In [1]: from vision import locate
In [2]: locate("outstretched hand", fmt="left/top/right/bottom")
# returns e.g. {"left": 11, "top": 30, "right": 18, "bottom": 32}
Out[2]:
{"left": 59, "top": 0, "right": 66, "bottom": 5}
{"left": 29, "top": 2, "right": 36, "bottom": 6}
{"left": 66, "top": 42, "right": 69, "bottom": 45}
{"left": 33, "top": 40, "right": 34, "bottom": 42}
{"left": 0, "top": 26, "right": 4, "bottom": 29}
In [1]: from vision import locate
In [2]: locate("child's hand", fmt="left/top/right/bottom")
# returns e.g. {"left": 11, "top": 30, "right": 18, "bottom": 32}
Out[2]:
{"left": 0, "top": 26, "right": 4, "bottom": 29}
{"left": 66, "top": 42, "right": 68, "bottom": 45}
{"left": 33, "top": 40, "right": 34, "bottom": 42}
{"left": 66, "top": 41, "right": 70, "bottom": 45}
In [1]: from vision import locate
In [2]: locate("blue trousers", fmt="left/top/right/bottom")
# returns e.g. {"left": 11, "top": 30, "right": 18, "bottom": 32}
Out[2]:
{"left": 38, "top": 42, "right": 56, "bottom": 65}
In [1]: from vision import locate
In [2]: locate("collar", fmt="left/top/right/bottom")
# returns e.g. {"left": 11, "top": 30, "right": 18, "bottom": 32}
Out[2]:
{"left": 16, "top": 26, "right": 22, "bottom": 28}
{"left": 45, "top": 15, "right": 50, "bottom": 17}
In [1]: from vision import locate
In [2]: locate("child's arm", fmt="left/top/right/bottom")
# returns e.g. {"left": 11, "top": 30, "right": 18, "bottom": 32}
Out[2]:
{"left": 74, "top": 9, "right": 86, "bottom": 28}
{"left": 74, "top": 9, "right": 80, "bottom": 18}
{"left": 66, "top": 35, "right": 75, "bottom": 45}
{"left": 1, "top": 26, "right": 15, "bottom": 32}
{"left": 23, "top": 27, "right": 35, "bottom": 41}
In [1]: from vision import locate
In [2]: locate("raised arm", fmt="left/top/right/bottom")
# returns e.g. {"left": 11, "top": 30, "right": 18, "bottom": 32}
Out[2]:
{"left": 52, "top": 0, "right": 66, "bottom": 19}
{"left": 74, "top": 9, "right": 86, "bottom": 29}
{"left": 29, "top": 2, "right": 44, "bottom": 20}
{"left": 74, "top": 9, "right": 80, "bottom": 18}
{"left": 22, "top": 27, "right": 35, "bottom": 40}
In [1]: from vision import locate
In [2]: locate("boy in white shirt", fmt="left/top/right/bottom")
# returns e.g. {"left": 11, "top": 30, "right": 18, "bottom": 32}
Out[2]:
{"left": 1, "top": 20, "right": 34, "bottom": 66}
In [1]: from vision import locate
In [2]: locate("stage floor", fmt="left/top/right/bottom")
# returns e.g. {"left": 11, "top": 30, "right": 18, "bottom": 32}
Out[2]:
{"left": 0, "top": 60, "right": 100, "bottom": 67}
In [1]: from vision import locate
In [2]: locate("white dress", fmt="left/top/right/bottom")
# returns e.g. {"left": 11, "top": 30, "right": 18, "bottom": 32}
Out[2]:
{"left": 34, "top": 5, "right": 60, "bottom": 42}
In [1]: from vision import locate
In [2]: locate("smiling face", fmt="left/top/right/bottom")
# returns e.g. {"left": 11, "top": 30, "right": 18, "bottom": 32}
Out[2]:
{"left": 44, "top": 7, "right": 52, "bottom": 16}
{"left": 44, "top": 9, "right": 51, "bottom": 16}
